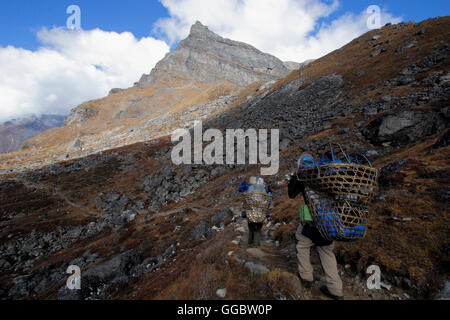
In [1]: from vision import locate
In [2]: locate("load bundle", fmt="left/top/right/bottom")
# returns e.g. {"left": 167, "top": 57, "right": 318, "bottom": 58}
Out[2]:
{"left": 242, "top": 192, "right": 271, "bottom": 223}
{"left": 240, "top": 177, "right": 271, "bottom": 223}
{"left": 297, "top": 144, "right": 378, "bottom": 241}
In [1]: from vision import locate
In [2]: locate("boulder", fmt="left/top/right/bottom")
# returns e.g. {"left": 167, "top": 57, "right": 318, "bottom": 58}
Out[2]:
{"left": 216, "top": 288, "right": 227, "bottom": 298}
{"left": 62, "top": 250, "right": 142, "bottom": 299}
{"left": 191, "top": 221, "right": 210, "bottom": 240}
{"left": 158, "top": 244, "right": 176, "bottom": 263}
{"left": 396, "top": 39, "right": 418, "bottom": 52}
{"left": 58, "top": 286, "right": 83, "bottom": 300}
{"left": 108, "top": 88, "right": 124, "bottom": 95}
{"left": 244, "top": 261, "right": 270, "bottom": 275}
{"left": 363, "top": 109, "right": 445, "bottom": 146}
{"left": 64, "top": 107, "right": 98, "bottom": 125}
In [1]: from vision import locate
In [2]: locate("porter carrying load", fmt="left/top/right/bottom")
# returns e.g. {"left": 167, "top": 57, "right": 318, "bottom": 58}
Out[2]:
{"left": 242, "top": 178, "right": 271, "bottom": 223}
{"left": 296, "top": 143, "right": 378, "bottom": 241}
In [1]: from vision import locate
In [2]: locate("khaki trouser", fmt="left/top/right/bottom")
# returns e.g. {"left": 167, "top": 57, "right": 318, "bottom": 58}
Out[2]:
{"left": 295, "top": 224, "right": 343, "bottom": 297}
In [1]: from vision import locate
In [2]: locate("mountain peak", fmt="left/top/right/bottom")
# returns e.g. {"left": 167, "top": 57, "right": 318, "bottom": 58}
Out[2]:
{"left": 139, "top": 22, "right": 291, "bottom": 86}
{"left": 189, "top": 21, "right": 210, "bottom": 35}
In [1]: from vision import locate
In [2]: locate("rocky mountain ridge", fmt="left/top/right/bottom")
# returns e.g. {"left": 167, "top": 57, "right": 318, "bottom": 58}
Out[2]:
{"left": 138, "top": 21, "right": 291, "bottom": 86}
{"left": 0, "top": 21, "right": 296, "bottom": 171}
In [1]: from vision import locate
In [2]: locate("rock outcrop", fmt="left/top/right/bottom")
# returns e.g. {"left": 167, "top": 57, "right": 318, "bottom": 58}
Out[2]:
{"left": 363, "top": 109, "right": 446, "bottom": 146}
{"left": 138, "top": 21, "right": 291, "bottom": 86}
{"left": 64, "top": 106, "right": 99, "bottom": 125}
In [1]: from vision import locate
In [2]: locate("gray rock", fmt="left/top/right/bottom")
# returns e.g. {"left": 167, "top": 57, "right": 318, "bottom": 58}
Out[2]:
{"left": 211, "top": 208, "right": 232, "bottom": 224}
{"left": 108, "top": 88, "right": 124, "bottom": 95}
{"left": 64, "top": 107, "right": 98, "bottom": 125}
{"left": 372, "top": 34, "right": 382, "bottom": 41}
{"left": 396, "top": 76, "right": 415, "bottom": 85}
{"left": 363, "top": 109, "right": 446, "bottom": 146}
{"left": 77, "top": 250, "right": 141, "bottom": 298}
{"left": 371, "top": 49, "right": 382, "bottom": 57}
{"left": 365, "top": 150, "right": 379, "bottom": 157}
{"left": 127, "top": 213, "right": 137, "bottom": 222}
{"left": 280, "top": 138, "right": 292, "bottom": 150}
{"left": 244, "top": 261, "right": 270, "bottom": 274}
{"left": 396, "top": 39, "right": 418, "bottom": 52}
{"left": 216, "top": 288, "right": 227, "bottom": 298}
{"left": 142, "top": 257, "right": 158, "bottom": 269}
{"left": 381, "top": 95, "right": 392, "bottom": 102}
{"left": 158, "top": 244, "right": 176, "bottom": 263}
{"left": 191, "top": 220, "right": 210, "bottom": 240}
{"left": 58, "top": 286, "right": 83, "bottom": 300}
{"left": 337, "top": 128, "right": 350, "bottom": 135}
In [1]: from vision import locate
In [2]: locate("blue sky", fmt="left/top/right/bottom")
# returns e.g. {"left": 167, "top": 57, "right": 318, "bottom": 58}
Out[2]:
{"left": 325, "top": 0, "right": 449, "bottom": 23}
{"left": 1, "top": 0, "right": 448, "bottom": 51}
{"left": 0, "top": 0, "right": 169, "bottom": 50}
{"left": 0, "top": 0, "right": 449, "bottom": 122}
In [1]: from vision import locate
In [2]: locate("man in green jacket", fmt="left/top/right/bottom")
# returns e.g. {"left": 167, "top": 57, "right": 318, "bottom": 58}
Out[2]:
{"left": 288, "top": 166, "right": 344, "bottom": 300}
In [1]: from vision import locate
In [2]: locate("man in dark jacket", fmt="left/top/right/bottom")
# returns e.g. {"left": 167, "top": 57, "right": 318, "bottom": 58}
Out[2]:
{"left": 288, "top": 169, "right": 344, "bottom": 300}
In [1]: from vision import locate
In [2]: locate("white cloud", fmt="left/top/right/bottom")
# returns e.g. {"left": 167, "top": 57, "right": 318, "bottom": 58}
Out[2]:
{"left": 0, "top": 1, "right": 402, "bottom": 123}
{"left": 154, "top": 0, "right": 402, "bottom": 61}
{"left": 0, "top": 28, "right": 169, "bottom": 122}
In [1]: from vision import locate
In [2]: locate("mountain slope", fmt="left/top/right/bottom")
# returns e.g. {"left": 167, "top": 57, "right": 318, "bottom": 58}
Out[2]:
{"left": 0, "top": 115, "right": 65, "bottom": 154}
{"left": 0, "top": 17, "right": 448, "bottom": 300}
{"left": 0, "top": 21, "right": 292, "bottom": 169}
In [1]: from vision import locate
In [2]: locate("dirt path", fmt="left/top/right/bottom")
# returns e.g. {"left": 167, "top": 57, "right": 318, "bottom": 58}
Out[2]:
{"left": 12, "top": 176, "right": 96, "bottom": 217}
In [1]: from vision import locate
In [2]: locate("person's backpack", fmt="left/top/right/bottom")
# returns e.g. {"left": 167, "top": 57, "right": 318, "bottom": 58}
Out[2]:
{"left": 298, "top": 204, "right": 313, "bottom": 223}
{"left": 239, "top": 181, "right": 249, "bottom": 192}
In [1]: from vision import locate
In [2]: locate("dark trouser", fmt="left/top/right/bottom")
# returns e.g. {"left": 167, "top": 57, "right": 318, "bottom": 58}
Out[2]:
{"left": 248, "top": 222, "right": 263, "bottom": 246}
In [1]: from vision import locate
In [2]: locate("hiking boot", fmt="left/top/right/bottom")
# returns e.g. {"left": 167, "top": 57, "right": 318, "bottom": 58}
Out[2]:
{"left": 300, "top": 278, "right": 314, "bottom": 289}
{"left": 296, "top": 273, "right": 315, "bottom": 288}
{"left": 320, "top": 286, "right": 344, "bottom": 300}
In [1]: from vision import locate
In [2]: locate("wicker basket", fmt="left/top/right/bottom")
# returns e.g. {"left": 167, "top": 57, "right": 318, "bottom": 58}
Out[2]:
{"left": 297, "top": 163, "right": 378, "bottom": 205}
{"left": 304, "top": 187, "right": 369, "bottom": 241}
{"left": 242, "top": 192, "right": 271, "bottom": 223}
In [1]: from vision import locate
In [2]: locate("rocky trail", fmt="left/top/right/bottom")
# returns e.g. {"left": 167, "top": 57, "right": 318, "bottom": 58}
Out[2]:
{"left": 222, "top": 216, "right": 410, "bottom": 300}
